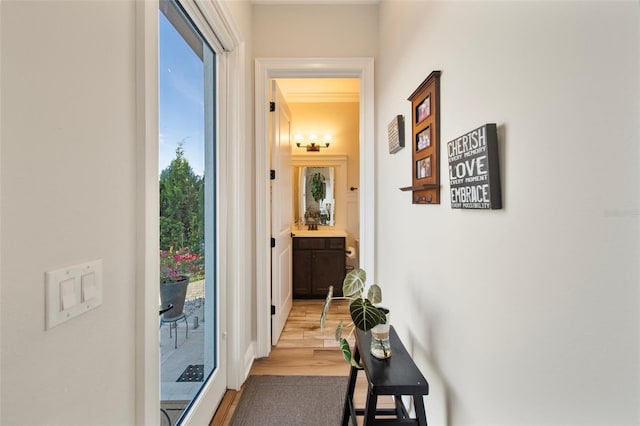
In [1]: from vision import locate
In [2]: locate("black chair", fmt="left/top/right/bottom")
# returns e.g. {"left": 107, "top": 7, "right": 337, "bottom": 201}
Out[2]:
{"left": 159, "top": 305, "right": 174, "bottom": 426}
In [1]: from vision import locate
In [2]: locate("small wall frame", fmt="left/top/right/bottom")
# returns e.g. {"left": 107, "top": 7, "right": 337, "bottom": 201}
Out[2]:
{"left": 387, "top": 115, "right": 405, "bottom": 154}
{"left": 401, "top": 71, "right": 441, "bottom": 204}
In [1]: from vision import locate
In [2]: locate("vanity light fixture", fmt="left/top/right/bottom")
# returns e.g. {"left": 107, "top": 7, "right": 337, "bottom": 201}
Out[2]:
{"left": 295, "top": 133, "right": 331, "bottom": 152}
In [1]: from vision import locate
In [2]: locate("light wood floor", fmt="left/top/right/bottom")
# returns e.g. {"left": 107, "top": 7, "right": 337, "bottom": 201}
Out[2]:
{"left": 208, "top": 299, "right": 390, "bottom": 425}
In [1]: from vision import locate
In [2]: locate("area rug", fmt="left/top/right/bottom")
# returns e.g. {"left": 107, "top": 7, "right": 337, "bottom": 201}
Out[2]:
{"left": 230, "top": 375, "right": 348, "bottom": 426}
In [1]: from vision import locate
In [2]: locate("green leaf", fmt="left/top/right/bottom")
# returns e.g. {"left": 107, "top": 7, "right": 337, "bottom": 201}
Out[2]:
{"left": 339, "top": 338, "right": 362, "bottom": 369}
{"left": 367, "top": 284, "right": 382, "bottom": 305}
{"left": 335, "top": 321, "right": 344, "bottom": 341}
{"left": 310, "top": 173, "right": 326, "bottom": 202}
{"left": 349, "top": 298, "right": 386, "bottom": 331}
{"left": 319, "top": 286, "right": 334, "bottom": 331}
{"left": 343, "top": 268, "right": 366, "bottom": 298}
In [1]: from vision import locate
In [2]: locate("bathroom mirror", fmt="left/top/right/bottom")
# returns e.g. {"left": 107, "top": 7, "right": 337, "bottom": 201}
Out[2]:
{"left": 295, "top": 166, "right": 335, "bottom": 226}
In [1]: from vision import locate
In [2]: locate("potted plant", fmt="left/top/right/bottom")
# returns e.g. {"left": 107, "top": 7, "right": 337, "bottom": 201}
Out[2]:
{"left": 309, "top": 172, "right": 326, "bottom": 203}
{"left": 320, "top": 268, "right": 390, "bottom": 367}
{"left": 160, "top": 247, "right": 204, "bottom": 320}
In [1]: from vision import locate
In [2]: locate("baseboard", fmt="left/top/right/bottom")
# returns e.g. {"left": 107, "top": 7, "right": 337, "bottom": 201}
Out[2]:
{"left": 242, "top": 341, "right": 256, "bottom": 382}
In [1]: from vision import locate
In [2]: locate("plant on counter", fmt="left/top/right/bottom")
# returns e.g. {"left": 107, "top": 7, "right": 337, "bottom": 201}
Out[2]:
{"left": 320, "top": 268, "right": 387, "bottom": 367}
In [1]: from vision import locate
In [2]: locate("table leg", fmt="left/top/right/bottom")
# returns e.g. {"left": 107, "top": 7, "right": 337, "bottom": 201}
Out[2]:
{"left": 342, "top": 346, "right": 360, "bottom": 426}
{"left": 413, "top": 394, "right": 428, "bottom": 426}
{"left": 363, "top": 389, "right": 378, "bottom": 426}
{"left": 174, "top": 321, "right": 178, "bottom": 349}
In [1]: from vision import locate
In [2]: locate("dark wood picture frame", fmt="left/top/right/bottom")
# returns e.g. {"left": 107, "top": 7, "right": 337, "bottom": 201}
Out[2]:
{"left": 401, "top": 71, "right": 441, "bottom": 204}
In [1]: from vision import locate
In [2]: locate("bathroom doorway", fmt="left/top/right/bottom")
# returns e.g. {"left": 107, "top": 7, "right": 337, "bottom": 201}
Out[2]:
{"left": 255, "top": 58, "right": 375, "bottom": 357}
{"left": 276, "top": 77, "right": 360, "bottom": 267}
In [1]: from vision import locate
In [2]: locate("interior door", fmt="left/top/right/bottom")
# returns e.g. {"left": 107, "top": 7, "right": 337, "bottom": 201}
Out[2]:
{"left": 270, "top": 81, "right": 293, "bottom": 345}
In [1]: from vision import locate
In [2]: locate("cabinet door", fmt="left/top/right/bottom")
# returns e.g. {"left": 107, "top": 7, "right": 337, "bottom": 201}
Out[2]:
{"left": 293, "top": 249, "right": 312, "bottom": 297}
{"left": 312, "top": 250, "right": 346, "bottom": 296}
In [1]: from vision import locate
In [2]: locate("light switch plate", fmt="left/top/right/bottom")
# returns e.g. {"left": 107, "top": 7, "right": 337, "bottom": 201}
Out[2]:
{"left": 60, "top": 277, "right": 78, "bottom": 310}
{"left": 81, "top": 273, "right": 97, "bottom": 301}
{"left": 45, "top": 259, "right": 103, "bottom": 329}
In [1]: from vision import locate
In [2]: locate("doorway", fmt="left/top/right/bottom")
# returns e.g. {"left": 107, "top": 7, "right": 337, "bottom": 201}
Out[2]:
{"left": 272, "top": 78, "right": 359, "bottom": 345}
{"left": 255, "top": 58, "right": 375, "bottom": 357}
{"left": 158, "top": 1, "right": 224, "bottom": 424}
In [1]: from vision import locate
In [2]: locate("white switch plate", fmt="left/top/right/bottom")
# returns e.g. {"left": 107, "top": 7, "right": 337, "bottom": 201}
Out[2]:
{"left": 45, "top": 259, "right": 103, "bottom": 329}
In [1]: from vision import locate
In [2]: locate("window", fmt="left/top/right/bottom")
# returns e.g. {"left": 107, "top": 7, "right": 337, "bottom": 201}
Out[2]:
{"left": 158, "top": 1, "right": 218, "bottom": 423}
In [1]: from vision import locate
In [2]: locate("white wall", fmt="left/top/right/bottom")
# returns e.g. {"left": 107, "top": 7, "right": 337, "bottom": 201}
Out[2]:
{"left": 376, "top": 1, "right": 639, "bottom": 425}
{"left": 252, "top": 4, "right": 377, "bottom": 58}
{"left": 289, "top": 102, "right": 360, "bottom": 191}
{"left": 1, "top": 1, "right": 137, "bottom": 424}
{"left": 0, "top": 0, "right": 3, "bottom": 420}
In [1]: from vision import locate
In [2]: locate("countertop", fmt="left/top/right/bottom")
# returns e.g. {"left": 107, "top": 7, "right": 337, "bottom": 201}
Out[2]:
{"left": 292, "top": 229, "right": 347, "bottom": 238}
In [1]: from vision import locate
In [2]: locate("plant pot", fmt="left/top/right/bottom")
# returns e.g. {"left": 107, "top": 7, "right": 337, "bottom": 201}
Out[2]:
{"left": 160, "top": 276, "right": 190, "bottom": 320}
{"left": 370, "top": 308, "right": 391, "bottom": 359}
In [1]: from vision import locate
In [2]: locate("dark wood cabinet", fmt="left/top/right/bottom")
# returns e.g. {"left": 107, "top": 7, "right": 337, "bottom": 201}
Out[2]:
{"left": 293, "top": 237, "right": 346, "bottom": 298}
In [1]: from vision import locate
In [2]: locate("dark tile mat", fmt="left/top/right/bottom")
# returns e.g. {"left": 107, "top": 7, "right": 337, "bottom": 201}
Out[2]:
{"left": 176, "top": 364, "right": 204, "bottom": 382}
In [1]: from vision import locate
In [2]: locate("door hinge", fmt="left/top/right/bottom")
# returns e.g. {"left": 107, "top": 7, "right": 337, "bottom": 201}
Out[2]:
{"left": 271, "top": 237, "right": 276, "bottom": 248}
{"left": 269, "top": 101, "right": 275, "bottom": 112}
{"left": 271, "top": 305, "right": 276, "bottom": 315}
{"left": 270, "top": 169, "right": 276, "bottom": 180}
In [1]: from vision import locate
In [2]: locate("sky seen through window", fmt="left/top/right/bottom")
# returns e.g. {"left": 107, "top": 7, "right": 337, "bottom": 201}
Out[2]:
{"left": 159, "top": 11, "right": 205, "bottom": 177}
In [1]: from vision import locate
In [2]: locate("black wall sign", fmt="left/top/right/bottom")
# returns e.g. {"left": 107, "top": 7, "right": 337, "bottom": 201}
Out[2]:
{"left": 447, "top": 123, "right": 502, "bottom": 209}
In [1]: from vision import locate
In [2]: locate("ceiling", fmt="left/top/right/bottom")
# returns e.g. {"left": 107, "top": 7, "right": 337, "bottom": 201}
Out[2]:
{"left": 275, "top": 78, "right": 360, "bottom": 103}
{"left": 252, "top": 0, "right": 378, "bottom": 4}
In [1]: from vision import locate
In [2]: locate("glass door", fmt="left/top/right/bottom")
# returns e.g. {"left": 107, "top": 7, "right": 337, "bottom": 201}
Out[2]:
{"left": 158, "top": 1, "right": 220, "bottom": 423}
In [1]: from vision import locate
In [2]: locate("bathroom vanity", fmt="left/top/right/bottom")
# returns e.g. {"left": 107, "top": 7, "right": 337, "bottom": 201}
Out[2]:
{"left": 292, "top": 230, "right": 346, "bottom": 298}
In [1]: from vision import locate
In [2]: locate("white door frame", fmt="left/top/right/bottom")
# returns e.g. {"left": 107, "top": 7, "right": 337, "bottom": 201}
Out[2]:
{"left": 254, "top": 57, "right": 375, "bottom": 358}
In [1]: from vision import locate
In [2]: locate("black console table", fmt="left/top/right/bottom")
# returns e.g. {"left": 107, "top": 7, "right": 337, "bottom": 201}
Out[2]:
{"left": 342, "top": 326, "right": 429, "bottom": 425}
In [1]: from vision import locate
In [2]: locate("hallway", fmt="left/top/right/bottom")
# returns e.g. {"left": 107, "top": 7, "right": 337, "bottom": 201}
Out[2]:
{"left": 252, "top": 299, "right": 352, "bottom": 376}
{"left": 209, "top": 299, "right": 391, "bottom": 425}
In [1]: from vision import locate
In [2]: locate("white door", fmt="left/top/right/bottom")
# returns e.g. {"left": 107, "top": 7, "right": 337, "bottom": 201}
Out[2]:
{"left": 270, "top": 81, "right": 293, "bottom": 345}
{"left": 158, "top": 2, "right": 226, "bottom": 423}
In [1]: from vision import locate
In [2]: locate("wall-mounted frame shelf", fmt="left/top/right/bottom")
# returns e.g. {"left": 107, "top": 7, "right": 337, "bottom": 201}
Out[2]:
{"left": 400, "top": 183, "right": 440, "bottom": 191}
{"left": 401, "top": 71, "right": 441, "bottom": 204}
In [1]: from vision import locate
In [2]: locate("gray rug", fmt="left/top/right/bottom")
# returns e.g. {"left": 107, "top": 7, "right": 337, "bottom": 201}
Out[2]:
{"left": 230, "top": 375, "right": 348, "bottom": 426}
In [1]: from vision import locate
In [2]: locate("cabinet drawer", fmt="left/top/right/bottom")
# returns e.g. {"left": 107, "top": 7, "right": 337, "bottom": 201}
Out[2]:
{"left": 326, "top": 238, "right": 345, "bottom": 249}
{"left": 294, "top": 238, "right": 327, "bottom": 250}
{"left": 294, "top": 237, "right": 346, "bottom": 250}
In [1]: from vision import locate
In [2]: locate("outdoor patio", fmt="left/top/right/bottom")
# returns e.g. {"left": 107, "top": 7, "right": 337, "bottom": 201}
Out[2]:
{"left": 160, "top": 279, "right": 207, "bottom": 423}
